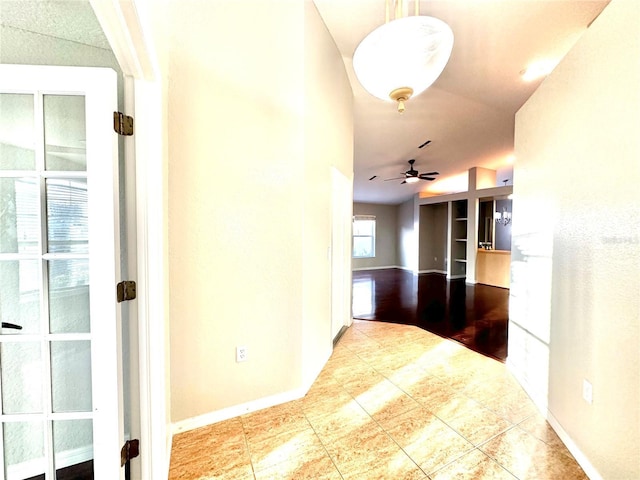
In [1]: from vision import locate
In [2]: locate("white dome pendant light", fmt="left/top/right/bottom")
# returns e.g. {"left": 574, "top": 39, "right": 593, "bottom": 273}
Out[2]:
{"left": 353, "top": 0, "right": 454, "bottom": 113}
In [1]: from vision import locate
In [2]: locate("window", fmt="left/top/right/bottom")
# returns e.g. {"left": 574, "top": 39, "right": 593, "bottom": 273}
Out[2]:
{"left": 352, "top": 215, "right": 375, "bottom": 258}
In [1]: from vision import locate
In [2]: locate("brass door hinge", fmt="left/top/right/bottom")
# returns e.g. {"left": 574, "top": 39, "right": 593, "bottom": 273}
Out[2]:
{"left": 117, "top": 280, "right": 137, "bottom": 303}
{"left": 114, "top": 111, "right": 134, "bottom": 136}
{"left": 121, "top": 439, "right": 140, "bottom": 467}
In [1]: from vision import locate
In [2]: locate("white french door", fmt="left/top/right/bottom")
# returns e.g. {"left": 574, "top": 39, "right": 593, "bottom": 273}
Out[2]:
{"left": 0, "top": 65, "right": 123, "bottom": 479}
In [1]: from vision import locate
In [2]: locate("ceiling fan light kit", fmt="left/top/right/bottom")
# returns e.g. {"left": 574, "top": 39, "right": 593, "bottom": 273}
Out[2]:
{"left": 352, "top": 0, "right": 454, "bottom": 113}
{"left": 385, "top": 159, "right": 439, "bottom": 184}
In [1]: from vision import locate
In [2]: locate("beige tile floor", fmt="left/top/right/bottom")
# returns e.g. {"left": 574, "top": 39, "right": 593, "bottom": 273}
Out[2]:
{"left": 169, "top": 320, "right": 587, "bottom": 479}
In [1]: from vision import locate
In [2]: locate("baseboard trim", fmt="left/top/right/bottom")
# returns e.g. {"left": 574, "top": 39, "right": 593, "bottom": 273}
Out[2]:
{"left": 171, "top": 387, "right": 307, "bottom": 435}
{"left": 354, "top": 267, "right": 465, "bottom": 276}
{"left": 170, "top": 347, "right": 332, "bottom": 436}
{"left": 546, "top": 411, "right": 602, "bottom": 480}
{"left": 7, "top": 445, "right": 92, "bottom": 479}
{"left": 352, "top": 265, "right": 421, "bottom": 274}
{"left": 506, "top": 360, "right": 602, "bottom": 480}
{"left": 333, "top": 325, "right": 349, "bottom": 346}
{"left": 395, "top": 265, "right": 416, "bottom": 273}
{"left": 352, "top": 265, "right": 398, "bottom": 271}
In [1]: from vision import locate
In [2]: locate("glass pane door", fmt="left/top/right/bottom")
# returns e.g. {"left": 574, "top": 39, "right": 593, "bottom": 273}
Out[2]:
{"left": 0, "top": 66, "right": 121, "bottom": 480}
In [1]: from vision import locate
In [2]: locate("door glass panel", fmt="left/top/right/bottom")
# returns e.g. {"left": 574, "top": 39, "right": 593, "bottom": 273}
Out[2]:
{"left": 53, "top": 419, "right": 94, "bottom": 479}
{"left": 0, "top": 177, "right": 40, "bottom": 254}
{"left": 0, "top": 259, "right": 41, "bottom": 334}
{"left": 1, "top": 342, "right": 43, "bottom": 414}
{"left": 0, "top": 93, "right": 36, "bottom": 171}
{"left": 48, "top": 259, "right": 90, "bottom": 334}
{"left": 1, "top": 65, "right": 119, "bottom": 479}
{"left": 46, "top": 178, "right": 88, "bottom": 254}
{"left": 3, "top": 421, "right": 45, "bottom": 480}
{"left": 44, "top": 95, "right": 86, "bottom": 172}
{"left": 50, "top": 341, "right": 92, "bottom": 413}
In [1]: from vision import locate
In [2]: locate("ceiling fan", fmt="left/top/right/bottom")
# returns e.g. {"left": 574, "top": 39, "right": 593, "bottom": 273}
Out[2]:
{"left": 385, "top": 159, "right": 439, "bottom": 184}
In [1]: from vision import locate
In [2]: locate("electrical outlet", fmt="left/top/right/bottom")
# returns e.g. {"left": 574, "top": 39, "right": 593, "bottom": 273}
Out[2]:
{"left": 236, "top": 346, "right": 248, "bottom": 363}
{"left": 582, "top": 379, "right": 593, "bottom": 405}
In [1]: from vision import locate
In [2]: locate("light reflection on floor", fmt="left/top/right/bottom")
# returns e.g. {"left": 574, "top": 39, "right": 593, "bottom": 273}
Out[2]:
{"left": 352, "top": 275, "right": 374, "bottom": 317}
{"left": 352, "top": 269, "right": 509, "bottom": 361}
{"left": 169, "top": 320, "right": 586, "bottom": 479}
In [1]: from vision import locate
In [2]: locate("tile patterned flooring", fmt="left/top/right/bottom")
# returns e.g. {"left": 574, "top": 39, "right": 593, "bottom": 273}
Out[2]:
{"left": 169, "top": 320, "right": 587, "bottom": 479}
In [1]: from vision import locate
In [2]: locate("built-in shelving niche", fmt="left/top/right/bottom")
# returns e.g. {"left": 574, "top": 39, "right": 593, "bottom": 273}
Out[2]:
{"left": 417, "top": 199, "right": 469, "bottom": 279}
{"left": 418, "top": 203, "right": 448, "bottom": 273}
{"left": 450, "top": 200, "right": 468, "bottom": 278}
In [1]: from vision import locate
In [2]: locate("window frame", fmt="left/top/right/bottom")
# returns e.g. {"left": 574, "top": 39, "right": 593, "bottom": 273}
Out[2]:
{"left": 352, "top": 215, "right": 376, "bottom": 258}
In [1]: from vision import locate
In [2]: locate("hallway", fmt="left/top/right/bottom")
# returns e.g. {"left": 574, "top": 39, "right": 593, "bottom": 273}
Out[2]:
{"left": 352, "top": 269, "right": 509, "bottom": 361}
{"left": 169, "top": 320, "right": 585, "bottom": 479}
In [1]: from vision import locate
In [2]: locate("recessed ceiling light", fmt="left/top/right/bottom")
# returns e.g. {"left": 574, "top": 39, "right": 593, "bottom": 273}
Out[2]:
{"left": 520, "top": 59, "right": 558, "bottom": 82}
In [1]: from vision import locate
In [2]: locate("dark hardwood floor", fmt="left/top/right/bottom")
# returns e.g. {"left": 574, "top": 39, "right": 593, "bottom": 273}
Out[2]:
{"left": 26, "top": 460, "right": 93, "bottom": 480}
{"left": 352, "top": 269, "right": 509, "bottom": 361}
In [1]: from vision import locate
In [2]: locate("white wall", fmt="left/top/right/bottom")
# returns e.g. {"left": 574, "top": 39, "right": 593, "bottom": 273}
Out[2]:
{"left": 301, "top": 1, "right": 353, "bottom": 388}
{"left": 510, "top": 0, "right": 640, "bottom": 478}
{"left": 166, "top": 0, "right": 353, "bottom": 426}
{"left": 352, "top": 203, "right": 398, "bottom": 270}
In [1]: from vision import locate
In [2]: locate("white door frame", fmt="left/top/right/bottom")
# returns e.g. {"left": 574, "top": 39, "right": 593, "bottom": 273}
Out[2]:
{"left": 89, "top": 1, "right": 168, "bottom": 478}
{"left": 331, "top": 168, "right": 354, "bottom": 342}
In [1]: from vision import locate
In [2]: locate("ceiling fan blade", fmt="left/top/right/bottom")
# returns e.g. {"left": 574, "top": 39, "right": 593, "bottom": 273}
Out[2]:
{"left": 419, "top": 177, "right": 435, "bottom": 181}
{"left": 384, "top": 177, "right": 404, "bottom": 181}
{"left": 420, "top": 171, "right": 439, "bottom": 177}
{"left": 401, "top": 180, "right": 407, "bottom": 184}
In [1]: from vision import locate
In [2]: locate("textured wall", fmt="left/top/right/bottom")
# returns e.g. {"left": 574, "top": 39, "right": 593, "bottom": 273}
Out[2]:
{"left": 167, "top": 0, "right": 353, "bottom": 424}
{"left": 302, "top": 1, "right": 354, "bottom": 386}
{"left": 510, "top": 0, "right": 640, "bottom": 477}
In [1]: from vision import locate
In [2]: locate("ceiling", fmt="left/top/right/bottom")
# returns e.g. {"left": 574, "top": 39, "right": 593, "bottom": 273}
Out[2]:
{"left": 1, "top": 1, "right": 610, "bottom": 206}
{"left": 313, "top": 0, "right": 610, "bottom": 204}
{"left": 0, "top": 0, "right": 108, "bottom": 49}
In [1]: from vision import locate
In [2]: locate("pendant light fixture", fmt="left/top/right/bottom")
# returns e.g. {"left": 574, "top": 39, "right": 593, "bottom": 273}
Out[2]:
{"left": 352, "top": 0, "right": 454, "bottom": 113}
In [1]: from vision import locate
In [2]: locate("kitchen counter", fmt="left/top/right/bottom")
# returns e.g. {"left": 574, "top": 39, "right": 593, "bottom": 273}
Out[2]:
{"left": 476, "top": 249, "right": 511, "bottom": 288}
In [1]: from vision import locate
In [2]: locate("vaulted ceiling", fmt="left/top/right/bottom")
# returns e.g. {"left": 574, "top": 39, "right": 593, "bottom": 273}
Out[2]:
{"left": 1, "top": 0, "right": 610, "bottom": 205}
{"left": 313, "top": 0, "right": 610, "bottom": 204}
